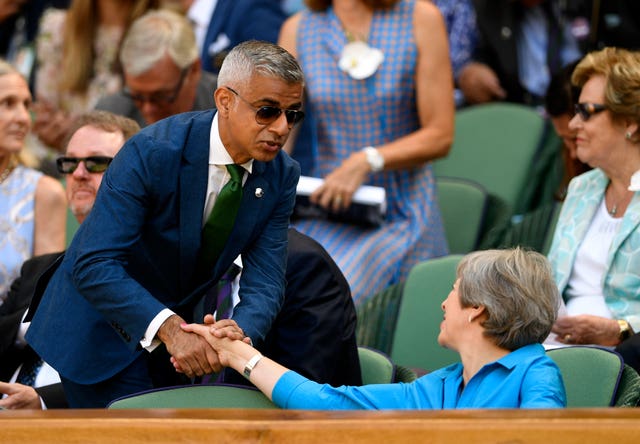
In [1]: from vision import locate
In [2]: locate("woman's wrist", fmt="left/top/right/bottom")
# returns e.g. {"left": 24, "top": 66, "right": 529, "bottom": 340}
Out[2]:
{"left": 243, "top": 353, "right": 263, "bottom": 380}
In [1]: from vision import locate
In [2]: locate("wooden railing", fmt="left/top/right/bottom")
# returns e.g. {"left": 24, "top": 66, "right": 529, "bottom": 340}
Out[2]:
{"left": 2, "top": 408, "right": 640, "bottom": 443}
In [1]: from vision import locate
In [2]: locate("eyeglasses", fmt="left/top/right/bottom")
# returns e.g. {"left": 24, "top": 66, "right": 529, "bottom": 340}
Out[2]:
{"left": 123, "top": 67, "right": 189, "bottom": 106}
{"left": 225, "top": 86, "right": 304, "bottom": 127}
{"left": 56, "top": 156, "right": 113, "bottom": 174}
{"left": 574, "top": 103, "right": 607, "bottom": 121}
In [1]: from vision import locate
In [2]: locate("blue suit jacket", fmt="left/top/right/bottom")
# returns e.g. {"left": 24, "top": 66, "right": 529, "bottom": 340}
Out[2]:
{"left": 202, "top": 0, "right": 286, "bottom": 73}
{"left": 26, "top": 110, "right": 300, "bottom": 384}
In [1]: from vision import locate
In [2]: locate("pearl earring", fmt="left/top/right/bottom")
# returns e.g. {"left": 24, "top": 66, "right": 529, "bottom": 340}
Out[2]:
{"left": 626, "top": 132, "right": 632, "bottom": 140}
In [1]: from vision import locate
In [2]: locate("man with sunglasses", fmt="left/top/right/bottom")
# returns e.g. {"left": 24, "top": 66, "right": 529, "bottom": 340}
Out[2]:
{"left": 95, "top": 9, "right": 217, "bottom": 128}
{"left": 26, "top": 40, "right": 304, "bottom": 408}
{"left": 0, "top": 110, "right": 140, "bottom": 409}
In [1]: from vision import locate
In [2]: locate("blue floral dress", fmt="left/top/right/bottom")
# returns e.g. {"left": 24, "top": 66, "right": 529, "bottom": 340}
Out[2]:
{"left": 293, "top": 0, "right": 448, "bottom": 305}
{"left": 0, "top": 166, "right": 42, "bottom": 303}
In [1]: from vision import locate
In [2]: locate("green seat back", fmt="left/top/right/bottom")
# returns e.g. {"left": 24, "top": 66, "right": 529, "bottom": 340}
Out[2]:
{"left": 614, "top": 364, "right": 640, "bottom": 407}
{"left": 433, "top": 103, "right": 545, "bottom": 213}
{"left": 436, "top": 177, "right": 488, "bottom": 254}
{"left": 66, "top": 207, "right": 80, "bottom": 247}
{"left": 391, "top": 255, "right": 463, "bottom": 372}
{"left": 547, "top": 346, "right": 624, "bottom": 407}
{"left": 107, "top": 384, "right": 277, "bottom": 409}
{"left": 358, "top": 346, "right": 394, "bottom": 385}
{"left": 434, "top": 103, "right": 549, "bottom": 248}
{"left": 356, "top": 282, "right": 404, "bottom": 354}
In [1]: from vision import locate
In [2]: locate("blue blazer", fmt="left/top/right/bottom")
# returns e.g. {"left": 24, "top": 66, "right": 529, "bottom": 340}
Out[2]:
{"left": 201, "top": 0, "right": 286, "bottom": 73}
{"left": 26, "top": 110, "right": 300, "bottom": 384}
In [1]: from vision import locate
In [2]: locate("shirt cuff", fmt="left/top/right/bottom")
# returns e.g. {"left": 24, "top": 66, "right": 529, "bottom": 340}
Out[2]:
{"left": 140, "top": 308, "right": 174, "bottom": 352}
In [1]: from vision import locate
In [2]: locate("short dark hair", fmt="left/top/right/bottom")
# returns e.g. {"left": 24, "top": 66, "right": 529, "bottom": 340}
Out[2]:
{"left": 65, "top": 111, "right": 141, "bottom": 149}
{"left": 545, "top": 60, "right": 581, "bottom": 117}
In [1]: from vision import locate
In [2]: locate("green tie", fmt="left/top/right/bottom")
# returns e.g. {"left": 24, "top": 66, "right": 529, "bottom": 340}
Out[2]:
{"left": 199, "top": 164, "right": 245, "bottom": 270}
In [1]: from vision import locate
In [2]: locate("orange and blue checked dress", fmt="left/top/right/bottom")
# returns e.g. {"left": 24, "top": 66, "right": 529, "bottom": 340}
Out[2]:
{"left": 292, "top": 0, "right": 448, "bottom": 306}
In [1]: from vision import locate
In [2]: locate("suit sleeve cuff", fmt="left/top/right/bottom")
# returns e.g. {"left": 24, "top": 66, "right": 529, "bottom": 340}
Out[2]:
{"left": 140, "top": 308, "right": 174, "bottom": 352}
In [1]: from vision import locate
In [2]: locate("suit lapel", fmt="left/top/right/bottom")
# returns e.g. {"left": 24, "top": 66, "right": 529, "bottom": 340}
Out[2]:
{"left": 179, "top": 113, "right": 213, "bottom": 294}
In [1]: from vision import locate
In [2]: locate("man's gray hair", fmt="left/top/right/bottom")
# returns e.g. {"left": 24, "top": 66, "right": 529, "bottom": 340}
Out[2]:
{"left": 457, "top": 248, "right": 560, "bottom": 350}
{"left": 120, "top": 9, "right": 198, "bottom": 76}
{"left": 217, "top": 40, "right": 304, "bottom": 89}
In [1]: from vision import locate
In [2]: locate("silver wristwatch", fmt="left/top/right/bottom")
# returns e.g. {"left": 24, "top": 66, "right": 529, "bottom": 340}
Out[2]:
{"left": 363, "top": 146, "right": 384, "bottom": 172}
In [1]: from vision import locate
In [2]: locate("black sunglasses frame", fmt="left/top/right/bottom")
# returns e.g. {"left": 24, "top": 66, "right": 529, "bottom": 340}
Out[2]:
{"left": 56, "top": 156, "right": 113, "bottom": 174}
{"left": 574, "top": 103, "right": 607, "bottom": 121}
{"left": 123, "top": 67, "right": 189, "bottom": 106}
{"left": 225, "top": 86, "right": 304, "bottom": 127}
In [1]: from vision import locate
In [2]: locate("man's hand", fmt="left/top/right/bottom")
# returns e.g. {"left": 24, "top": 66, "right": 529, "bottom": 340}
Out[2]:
{"left": 458, "top": 62, "right": 507, "bottom": 104}
{"left": 0, "top": 382, "right": 42, "bottom": 409}
{"left": 157, "top": 314, "right": 221, "bottom": 378}
{"left": 203, "top": 314, "right": 252, "bottom": 343}
{"left": 552, "top": 315, "right": 621, "bottom": 346}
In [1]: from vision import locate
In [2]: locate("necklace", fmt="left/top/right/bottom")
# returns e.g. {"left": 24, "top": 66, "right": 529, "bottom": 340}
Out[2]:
{"left": 0, "top": 164, "right": 14, "bottom": 184}
{"left": 607, "top": 183, "right": 633, "bottom": 217}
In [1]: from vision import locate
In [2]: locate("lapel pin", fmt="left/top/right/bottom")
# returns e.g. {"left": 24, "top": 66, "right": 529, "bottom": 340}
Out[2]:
{"left": 255, "top": 187, "right": 264, "bottom": 198}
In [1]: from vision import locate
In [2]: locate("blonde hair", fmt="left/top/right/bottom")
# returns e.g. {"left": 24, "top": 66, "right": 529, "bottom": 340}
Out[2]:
{"left": 572, "top": 47, "right": 640, "bottom": 128}
{"left": 59, "top": 0, "right": 161, "bottom": 94}
{"left": 0, "top": 59, "right": 37, "bottom": 167}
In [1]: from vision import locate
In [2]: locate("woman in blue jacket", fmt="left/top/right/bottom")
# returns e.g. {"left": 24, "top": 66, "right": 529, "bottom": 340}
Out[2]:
{"left": 180, "top": 248, "right": 566, "bottom": 409}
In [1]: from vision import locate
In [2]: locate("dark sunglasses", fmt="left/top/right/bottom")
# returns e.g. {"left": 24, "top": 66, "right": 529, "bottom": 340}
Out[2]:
{"left": 123, "top": 67, "right": 189, "bottom": 106}
{"left": 56, "top": 156, "right": 113, "bottom": 174}
{"left": 225, "top": 86, "right": 304, "bottom": 127}
{"left": 574, "top": 103, "right": 607, "bottom": 121}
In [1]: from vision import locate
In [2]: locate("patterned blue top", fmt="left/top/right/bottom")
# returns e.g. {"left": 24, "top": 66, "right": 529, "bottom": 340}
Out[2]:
{"left": 433, "top": 0, "right": 477, "bottom": 78}
{"left": 293, "top": 0, "right": 448, "bottom": 305}
{"left": 0, "top": 165, "right": 42, "bottom": 303}
{"left": 273, "top": 344, "right": 566, "bottom": 409}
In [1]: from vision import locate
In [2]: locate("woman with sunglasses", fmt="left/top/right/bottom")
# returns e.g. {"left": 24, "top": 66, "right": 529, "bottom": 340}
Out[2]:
{"left": 278, "top": 0, "right": 454, "bottom": 305}
{"left": 0, "top": 59, "right": 66, "bottom": 305}
{"left": 180, "top": 248, "right": 566, "bottom": 409}
{"left": 545, "top": 48, "right": 640, "bottom": 359}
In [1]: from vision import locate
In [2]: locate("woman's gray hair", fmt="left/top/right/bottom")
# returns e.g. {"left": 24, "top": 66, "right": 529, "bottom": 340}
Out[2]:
{"left": 457, "top": 248, "right": 559, "bottom": 350}
{"left": 217, "top": 40, "right": 304, "bottom": 89}
{"left": 120, "top": 9, "right": 198, "bottom": 76}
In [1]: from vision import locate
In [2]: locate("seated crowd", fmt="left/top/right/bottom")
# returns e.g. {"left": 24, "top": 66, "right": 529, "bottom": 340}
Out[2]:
{"left": 1, "top": 0, "right": 640, "bottom": 410}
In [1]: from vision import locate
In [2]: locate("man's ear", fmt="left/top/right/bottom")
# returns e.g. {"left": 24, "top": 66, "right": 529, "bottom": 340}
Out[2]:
{"left": 214, "top": 87, "right": 233, "bottom": 117}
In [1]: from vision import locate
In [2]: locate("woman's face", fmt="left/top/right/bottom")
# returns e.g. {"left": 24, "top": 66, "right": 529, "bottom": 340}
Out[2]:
{"left": 438, "top": 278, "right": 473, "bottom": 351}
{"left": 0, "top": 72, "right": 31, "bottom": 156}
{"left": 568, "top": 75, "right": 626, "bottom": 170}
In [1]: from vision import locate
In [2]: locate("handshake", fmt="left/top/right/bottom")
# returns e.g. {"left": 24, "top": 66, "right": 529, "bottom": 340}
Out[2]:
{"left": 159, "top": 314, "right": 252, "bottom": 379}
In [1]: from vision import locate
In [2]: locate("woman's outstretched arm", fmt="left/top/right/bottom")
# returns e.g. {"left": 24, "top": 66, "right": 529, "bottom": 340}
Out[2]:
{"left": 179, "top": 321, "right": 289, "bottom": 400}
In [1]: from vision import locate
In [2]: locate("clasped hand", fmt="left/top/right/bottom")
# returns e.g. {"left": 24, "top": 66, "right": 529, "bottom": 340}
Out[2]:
{"left": 166, "top": 314, "right": 250, "bottom": 377}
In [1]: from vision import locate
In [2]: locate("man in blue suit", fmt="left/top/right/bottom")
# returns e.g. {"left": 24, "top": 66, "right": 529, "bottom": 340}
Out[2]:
{"left": 26, "top": 40, "right": 304, "bottom": 408}
{"left": 192, "top": 0, "right": 287, "bottom": 74}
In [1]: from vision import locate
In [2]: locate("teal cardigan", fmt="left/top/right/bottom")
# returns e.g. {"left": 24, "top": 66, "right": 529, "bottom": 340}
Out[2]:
{"left": 547, "top": 168, "right": 640, "bottom": 331}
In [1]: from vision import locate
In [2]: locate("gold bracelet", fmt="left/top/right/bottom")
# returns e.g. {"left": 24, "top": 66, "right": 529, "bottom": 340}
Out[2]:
{"left": 243, "top": 353, "right": 263, "bottom": 379}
